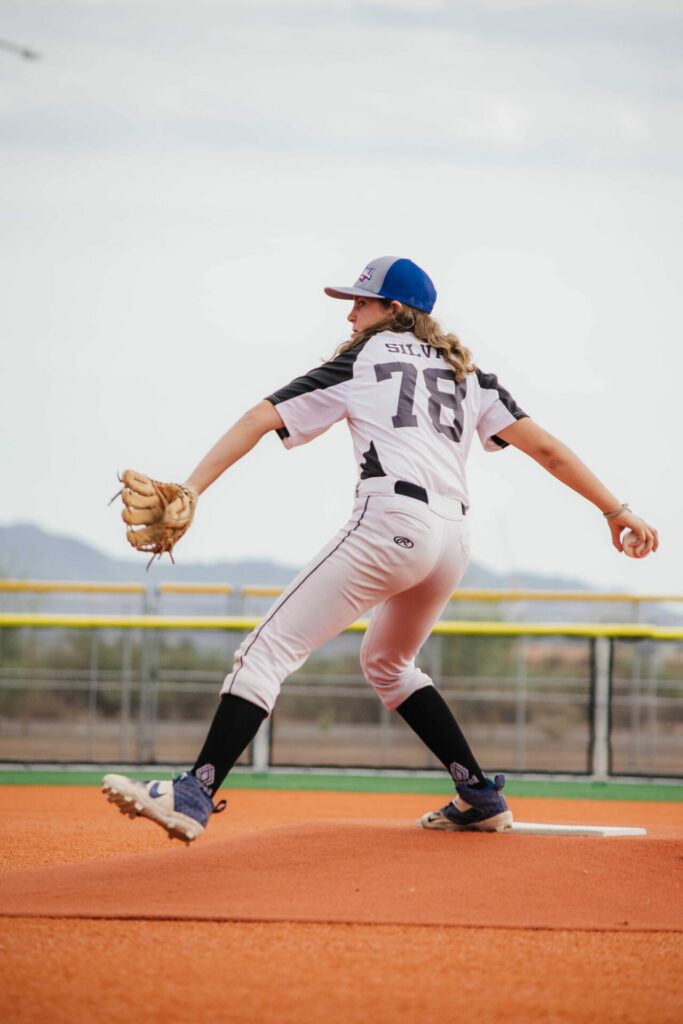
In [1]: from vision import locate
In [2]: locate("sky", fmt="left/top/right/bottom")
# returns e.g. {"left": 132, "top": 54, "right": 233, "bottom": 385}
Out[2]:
{"left": 1, "top": 0, "right": 682, "bottom": 594}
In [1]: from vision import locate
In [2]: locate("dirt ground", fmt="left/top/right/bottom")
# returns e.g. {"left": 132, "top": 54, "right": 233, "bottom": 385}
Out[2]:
{"left": 1, "top": 786, "right": 681, "bottom": 1024}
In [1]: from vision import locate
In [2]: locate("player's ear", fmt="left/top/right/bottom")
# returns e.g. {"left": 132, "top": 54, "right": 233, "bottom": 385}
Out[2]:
{"left": 388, "top": 300, "right": 403, "bottom": 315}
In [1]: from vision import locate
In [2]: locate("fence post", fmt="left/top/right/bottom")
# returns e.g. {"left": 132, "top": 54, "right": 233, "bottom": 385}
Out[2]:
{"left": 86, "top": 629, "right": 99, "bottom": 761}
{"left": 252, "top": 716, "right": 270, "bottom": 772}
{"left": 592, "top": 635, "right": 611, "bottom": 780}
{"left": 645, "top": 640, "right": 659, "bottom": 775}
{"left": 137, "top": 589, "right": 161, "bottom": 765}
{"left": 379, "top": 702, "right": 391, "bottom": 767}
{"left": 515, "top": 635, "right": 527, "bottom": 772}
{"left": 120, "top": 627, "right": 133, "bottom": 761}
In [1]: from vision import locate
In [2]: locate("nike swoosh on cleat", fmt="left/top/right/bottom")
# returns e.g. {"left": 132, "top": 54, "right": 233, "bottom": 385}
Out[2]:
{"left": 149, "top": 782, "right": 164, "bottom": 799}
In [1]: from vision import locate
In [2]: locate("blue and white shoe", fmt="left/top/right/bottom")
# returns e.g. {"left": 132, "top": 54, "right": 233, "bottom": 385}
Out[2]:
{"left": 419, "top": 774, "right": 513, "bottom": 832}
{"left": 102, "top": 771, "right": 226, "bottom": 843}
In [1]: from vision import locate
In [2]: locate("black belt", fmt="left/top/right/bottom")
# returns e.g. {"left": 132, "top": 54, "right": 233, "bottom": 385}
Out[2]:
{"left": 394, "top": 480, "right": 466, "bottom": 515}
{"left": 394, "top": 480, "right": 429, "bottom": 503}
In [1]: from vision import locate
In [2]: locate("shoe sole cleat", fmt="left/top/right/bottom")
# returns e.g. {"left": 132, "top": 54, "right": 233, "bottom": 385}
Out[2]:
{"left": 102, "top": 775, "right": 203, "bottom": 844}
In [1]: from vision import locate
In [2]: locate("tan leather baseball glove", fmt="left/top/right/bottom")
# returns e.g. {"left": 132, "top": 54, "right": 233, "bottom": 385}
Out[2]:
{"left": 113, "top": 470, "right": 198, "bottom": 567}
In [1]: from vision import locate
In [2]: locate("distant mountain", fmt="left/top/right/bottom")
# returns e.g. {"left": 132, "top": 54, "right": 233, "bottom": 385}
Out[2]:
{"left": 5, "top": 521, "right": 676, "bottom": 624}
{"left": 0, "top": 523, "right": 300, "bottom": 585}
{"left": 0, "top": 521, "right": 591, "bottom": 591}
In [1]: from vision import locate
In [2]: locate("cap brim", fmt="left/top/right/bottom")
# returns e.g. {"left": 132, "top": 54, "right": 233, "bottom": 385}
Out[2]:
{"left": 324, "top": 285, "right": 381, "bottom": 301}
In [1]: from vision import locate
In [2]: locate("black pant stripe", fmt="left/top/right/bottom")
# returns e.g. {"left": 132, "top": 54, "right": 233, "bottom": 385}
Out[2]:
{"left": 226, "top": 497, "right": 371, "bottom": 695}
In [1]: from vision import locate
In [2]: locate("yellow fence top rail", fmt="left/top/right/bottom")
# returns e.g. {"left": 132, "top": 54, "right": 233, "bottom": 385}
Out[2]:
{"left": 202, "top": 585, "right": 683, "bottom": 603}
{"left": 0, "top": 581, "right": 146, "bottom": 594}
{"left": 449, "top": 589, "right": 683, "bottom": 603}
{"left": 241, "top": 585, "right": 288, "bottom": 597}
{"left": 2, "top": 580, "right": 683, "bottom": 604}
{"left": 157, "top": 583, "right": 234, "bottom": 595}
{"left": 0, "top": 612, "right": 259, "bottom": 630}
{"left": 1, "top": 612, "right": 682, "bottom": 640}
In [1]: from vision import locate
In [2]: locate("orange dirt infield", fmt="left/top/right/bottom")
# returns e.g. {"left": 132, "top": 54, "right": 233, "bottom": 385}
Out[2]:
{"left": 1, "top": 785, "right": 682, "bottom": 1024}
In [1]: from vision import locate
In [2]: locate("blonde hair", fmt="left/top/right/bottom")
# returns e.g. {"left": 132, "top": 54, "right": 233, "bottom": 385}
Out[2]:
{"left": 333, "top": 302, "right": 475, "bottom": 382}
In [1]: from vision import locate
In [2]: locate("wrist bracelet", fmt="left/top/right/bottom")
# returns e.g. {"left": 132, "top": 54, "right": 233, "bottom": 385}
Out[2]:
{"left": 603, "top": 503, "right": 630, "bottom": 519}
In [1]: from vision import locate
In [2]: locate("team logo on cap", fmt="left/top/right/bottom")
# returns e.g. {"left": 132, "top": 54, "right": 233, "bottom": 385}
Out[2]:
{"left": 359, "top": 266, "right": 375, "bottom": 282}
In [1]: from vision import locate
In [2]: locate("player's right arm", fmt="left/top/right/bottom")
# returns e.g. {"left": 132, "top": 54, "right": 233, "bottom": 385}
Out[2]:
{"left": 495, "top": 417, "right": 658, "bottom": 555}
{"left": 183, "top": 400, "right": 284, "bottom": 495}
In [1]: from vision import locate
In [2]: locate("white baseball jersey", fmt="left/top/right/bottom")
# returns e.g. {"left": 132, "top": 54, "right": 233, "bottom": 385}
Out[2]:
{"left": 223, "top": 331, "right": 527, "bottom": 714}
{"left": 266, "top": 330, "right": 527, "bottom": 508}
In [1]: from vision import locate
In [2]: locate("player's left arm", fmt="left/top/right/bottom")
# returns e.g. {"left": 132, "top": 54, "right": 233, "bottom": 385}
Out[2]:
{"left": 495, "top": 417, "right": 659, "bottom": 555}
{"left": 183, "top": 400, "right": 284, "bottom": 495}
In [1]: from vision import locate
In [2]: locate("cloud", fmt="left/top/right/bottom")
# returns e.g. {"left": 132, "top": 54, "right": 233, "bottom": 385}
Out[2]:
{"left": 1, "top": 2, "right": 680, "bottom": 591}
{"left": 1, "top": 0, "right": 681, "bottom": 171}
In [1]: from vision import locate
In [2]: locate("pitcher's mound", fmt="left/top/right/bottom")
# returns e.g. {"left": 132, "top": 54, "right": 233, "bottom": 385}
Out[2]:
{"left": 0, "top": 818, "right": 678, "bottom": 931}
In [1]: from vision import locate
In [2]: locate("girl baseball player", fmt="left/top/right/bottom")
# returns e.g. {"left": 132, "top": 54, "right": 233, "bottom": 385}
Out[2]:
{"left": 103, "top": 256, "right": 658, "bottom": 842}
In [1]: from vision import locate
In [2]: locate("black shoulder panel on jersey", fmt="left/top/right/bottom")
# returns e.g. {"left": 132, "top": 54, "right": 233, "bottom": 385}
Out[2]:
{"left": 475, "top": 368, "right": 527, "bottom": 419}
{"left": 265, "top": 340, "right": 369, "bottom": 406}
{"left": 359, "top": 441, "right": 386, "bottom": 480}
{"left": 475, "top": 368, "right": 528, "bottom": 448}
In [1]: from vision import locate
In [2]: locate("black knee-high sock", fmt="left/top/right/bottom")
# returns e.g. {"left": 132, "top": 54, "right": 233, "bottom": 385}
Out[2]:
{"left": 396, "top": 685, "right": 486, "bottom": 785}
{"left": 191, "top": 694, "right": 267, "bottom": 797}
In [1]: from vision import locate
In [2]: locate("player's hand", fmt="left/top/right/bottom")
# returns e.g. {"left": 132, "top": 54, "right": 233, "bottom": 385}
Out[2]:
{"left": 606, "top": 509, "right": 658, "bottom": 556}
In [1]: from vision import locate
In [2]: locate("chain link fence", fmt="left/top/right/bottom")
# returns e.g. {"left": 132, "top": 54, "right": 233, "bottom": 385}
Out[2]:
{"left": 1, "top": 586, "right": 681, "bottom": 778}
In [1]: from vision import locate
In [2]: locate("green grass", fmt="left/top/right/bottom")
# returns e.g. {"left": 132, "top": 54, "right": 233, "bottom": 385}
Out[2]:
{"left": 0, "top": 768, "right": 681, "bottom": 801}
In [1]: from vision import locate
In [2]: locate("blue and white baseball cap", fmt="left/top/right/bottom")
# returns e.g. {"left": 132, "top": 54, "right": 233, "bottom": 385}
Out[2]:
{"left": 324, "top": 256, "right": 437, "bottom": 314}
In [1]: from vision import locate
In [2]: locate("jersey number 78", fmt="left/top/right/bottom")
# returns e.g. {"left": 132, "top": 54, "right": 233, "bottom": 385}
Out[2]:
{"left": 374, "top": 361, "right": 466, "bottom": 443}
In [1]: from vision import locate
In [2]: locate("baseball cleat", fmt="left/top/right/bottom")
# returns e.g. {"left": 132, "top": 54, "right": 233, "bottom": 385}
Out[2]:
{"left": 418, "top": 773, "right": 513, "bottom": 832}
{"left": 102, "top": 771, "right": 226, "bottom": 843}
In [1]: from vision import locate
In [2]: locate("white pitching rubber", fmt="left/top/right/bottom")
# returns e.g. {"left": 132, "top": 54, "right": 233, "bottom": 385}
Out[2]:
{"left": 508, "top": 822, "right": 647, "bottom": 837}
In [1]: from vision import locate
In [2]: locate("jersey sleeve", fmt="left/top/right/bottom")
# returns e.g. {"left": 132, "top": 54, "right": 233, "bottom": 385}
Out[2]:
{"left": 475, "top": 369, "right": 528, "bottom": 452}
{"left": 265, "top": 344, "right": 365, "bottom": 449}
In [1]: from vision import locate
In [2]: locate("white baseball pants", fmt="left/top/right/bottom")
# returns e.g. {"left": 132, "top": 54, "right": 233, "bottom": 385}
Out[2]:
{"left": 220, "top": 485, "right": 470, "bottom": 714}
